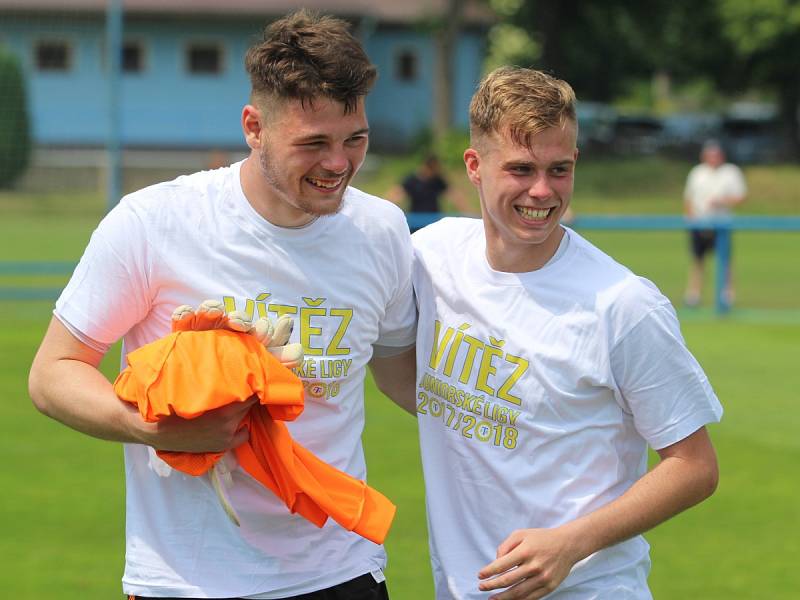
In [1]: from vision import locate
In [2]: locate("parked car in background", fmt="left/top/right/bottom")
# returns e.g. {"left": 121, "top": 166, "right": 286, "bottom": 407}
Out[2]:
{"left": 721, "top": 103, "right": 782, "bottom": 164}
{"left": 576, "top": 101, "right": 616, "bottom": 155}
{"left": 611, "top": 114, "right": 664, "bottom": 156}
{"left": 660, "top": 112, "right": 722, "bottom": 160}
{"left": 575, "top": 101, "right": 783, "bottom": 163}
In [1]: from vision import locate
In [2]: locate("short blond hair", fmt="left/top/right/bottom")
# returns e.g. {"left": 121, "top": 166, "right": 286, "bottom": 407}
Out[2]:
{"left": 469, "top": 66, "right": 577, "bottom": 149}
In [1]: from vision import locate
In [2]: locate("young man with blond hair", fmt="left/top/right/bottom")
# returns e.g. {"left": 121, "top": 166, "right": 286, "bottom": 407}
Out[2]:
{"left": 29, "top": 10, "right": 415, "bottom": 599}
{"left": 408, "top": 67, "right": 722, "bottom": 599}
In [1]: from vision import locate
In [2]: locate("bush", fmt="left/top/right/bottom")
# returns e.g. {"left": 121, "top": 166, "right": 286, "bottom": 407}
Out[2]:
{"left": 0, "top": 48, "right": 31, "bottom": 188}
{"left": 410, "top": 127, "right": 471, "bottom": 170}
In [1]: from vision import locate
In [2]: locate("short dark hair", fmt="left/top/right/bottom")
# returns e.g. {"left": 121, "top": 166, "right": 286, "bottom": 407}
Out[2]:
{"left": 245, "top": 9, "right": 377, "bottom": 114}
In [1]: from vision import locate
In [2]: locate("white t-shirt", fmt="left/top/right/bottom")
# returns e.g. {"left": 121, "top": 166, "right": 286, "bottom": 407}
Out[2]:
{"left": 684, "top": 162, "right": 746, "bottom": 219}
{"left": 54, "top": 161, "right": 417, "bottom": 598}
{"left": 411, "top": 218, "right": 722, "bottom": 599}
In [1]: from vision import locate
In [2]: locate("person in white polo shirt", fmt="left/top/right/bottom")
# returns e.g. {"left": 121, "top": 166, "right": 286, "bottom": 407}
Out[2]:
{"left": 404, "top": 66, "right": 722, "bottom": 599}
{"left": 683, "top": 139, "right": 747, "bottom": 306}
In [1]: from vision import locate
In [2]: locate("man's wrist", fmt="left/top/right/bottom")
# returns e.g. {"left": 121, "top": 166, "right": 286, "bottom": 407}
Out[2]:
{"left": 559, "top": 517, "right": 602, "bottom": 563}
{"left": 120, "top": 401, "right": 152, "bottom": 445}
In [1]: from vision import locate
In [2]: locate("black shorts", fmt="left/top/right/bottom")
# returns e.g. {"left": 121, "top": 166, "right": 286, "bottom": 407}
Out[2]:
{"left": 690, "top": 229, "right": 716, "bottom": 259}
{"left": 129, "top": 572, "right": 389, "bottom": 600}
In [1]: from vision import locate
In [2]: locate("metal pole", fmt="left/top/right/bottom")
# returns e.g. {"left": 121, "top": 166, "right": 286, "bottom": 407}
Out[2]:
{"left": 106, "top": 0, "right": 123, "bottom": 211}
{"left": 714, "top": 225, "right": 732, "bottom": 314}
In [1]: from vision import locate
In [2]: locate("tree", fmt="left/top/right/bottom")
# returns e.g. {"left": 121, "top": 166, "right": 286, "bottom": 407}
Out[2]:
{"left": 0, "top": 47, "right": 31, "bottom": 188}
{"left": 486, "top": 0, "right": 742, "bottom": 100}
{"left": 433, "top": 0, "right": 466, "bottom": 140}
{"left": 716, "top": 0, "right": 800, "bottom": 157}
{"left": 488, "top": 0, "right": 666, "bottom": 101}
{"left": 487, "top": 0, "right": 800, "bottom": 158}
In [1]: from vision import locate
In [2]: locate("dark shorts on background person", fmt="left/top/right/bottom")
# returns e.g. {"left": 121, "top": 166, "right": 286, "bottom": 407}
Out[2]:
{"left": 690, "top": 229, "right": 716, "bottom": 259}
{"left": 129, "top": 572, "right": 389, "bottom": 600}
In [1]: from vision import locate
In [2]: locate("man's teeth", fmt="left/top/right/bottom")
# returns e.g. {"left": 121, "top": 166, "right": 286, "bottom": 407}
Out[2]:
{"left": 306, "top": 176, "right": 342, "bottom": 189}
{"left": 517, "top": 206, "right": 551, "bottom": 219}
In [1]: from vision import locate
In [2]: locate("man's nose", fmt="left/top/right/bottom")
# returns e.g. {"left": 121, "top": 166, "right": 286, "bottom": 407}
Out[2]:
{"left": 527, "top": 175, "right": 552, "bottom": 199}
{"left": 320, "top": 148, "right": 349, "bottom": 174}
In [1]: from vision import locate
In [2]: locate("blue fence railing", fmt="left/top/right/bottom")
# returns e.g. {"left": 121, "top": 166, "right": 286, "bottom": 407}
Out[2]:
{"left": 407, "top": 213, "right": 800, "bottom": 315}
{"left": 3, "top": 215, "right": 800, "bottom": 313}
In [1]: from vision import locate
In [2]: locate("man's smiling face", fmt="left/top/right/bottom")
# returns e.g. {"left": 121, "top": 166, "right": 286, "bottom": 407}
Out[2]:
{"left": 464, "top": 122, "right": 578, "bottom": 272}
{"left": 253, "top": 96, "right": 369, "bottom": 226}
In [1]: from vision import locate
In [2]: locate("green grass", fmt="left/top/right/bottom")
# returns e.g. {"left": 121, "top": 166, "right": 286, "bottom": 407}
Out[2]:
{"left": 3, "top": 309, "right": 799, "bottom": 598}
{"left": 0, "top": 302, "right": 125, "bottom": 597}
{"left": 1, "top": 157, "right": 799, "bottom": 597}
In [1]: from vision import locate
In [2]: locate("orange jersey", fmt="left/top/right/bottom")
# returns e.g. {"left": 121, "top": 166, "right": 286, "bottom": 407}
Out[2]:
{"left": 114, "top": 329, "right": 395, "bottom": 544}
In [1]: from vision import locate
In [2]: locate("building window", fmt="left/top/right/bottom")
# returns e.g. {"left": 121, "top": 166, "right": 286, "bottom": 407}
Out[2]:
{"left": 122, "top": 41, "right": 144, "bottom": 73}
{"left": 187, "top": 42, "right": 223, "bottom": 74}
{"left": 395, "top": 50, "right": 418, "bottom": 82}
{"left": 35, "top": 40, "right": 71, "bottom": 72}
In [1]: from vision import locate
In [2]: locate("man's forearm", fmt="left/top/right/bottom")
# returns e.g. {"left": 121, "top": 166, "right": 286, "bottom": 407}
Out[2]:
{"left": 478, "top": 428, "right": 719, "bottom": 596}
{"left": 29, "top": 316, "right": 158, "bottom": 445}
{"left": 369, "top": 346, "right": 417, "bottom": 415}
{"left": 561, "top": 427, "right": 719, "bottom": 562}
{"left": 29, "top": 351, "right": 146, "bottom": 444}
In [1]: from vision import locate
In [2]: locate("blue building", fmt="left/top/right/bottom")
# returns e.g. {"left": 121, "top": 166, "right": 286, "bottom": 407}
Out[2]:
{"left": 0, "top": 0, "right": 491, "bottom": 153}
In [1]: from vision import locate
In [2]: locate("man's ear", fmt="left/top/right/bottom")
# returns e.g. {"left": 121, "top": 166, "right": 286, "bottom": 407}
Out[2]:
{"left": 464, "top": 148, "right": 481, "bottom": 186}
{"left": 242, "top": 104, "right": 263, "bottom": 150}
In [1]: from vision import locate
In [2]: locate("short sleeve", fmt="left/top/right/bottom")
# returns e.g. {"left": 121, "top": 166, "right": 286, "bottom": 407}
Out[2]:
{"left": 727, "top": 166, "right": 747, "bottom": 197}
{"left": 375, "top": 215, "right": 417, "bottom": 349}
{"left": 683, "top": 166, "right": 699, "bottom": 200}
{"left": 610, "top": 304, "right": 722, "bottom": 450}
{"left": 54, "top": 200, "right": 153, "bottom": 346}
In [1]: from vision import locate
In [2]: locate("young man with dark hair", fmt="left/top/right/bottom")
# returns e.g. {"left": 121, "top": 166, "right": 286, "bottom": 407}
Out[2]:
{"left": 406, "top": 66, "right": 722, "bottom": 599}
{"left": 29, "top": 10, "right": 415, "bottom": 599}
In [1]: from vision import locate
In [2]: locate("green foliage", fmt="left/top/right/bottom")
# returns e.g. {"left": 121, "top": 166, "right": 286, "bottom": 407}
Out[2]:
{"left": 717, "top": 0, "right": 800, "bottom": 55}
{"left": 484, "top": 0, "right": 664, "bottom": 101}
{"left": 408, "top": 127, "right": 471, "bottom": 170}
{"left": 484, "top": 23, "right": 540, "bottom": 73}
{"left": 715, "top": 0, "right": 800, "bottom": 156}
{"left": 484, "top": 0, "right": 800, "bottom": 156}
{"left": 0, "top": 48, "right": 31, "bottom": 189}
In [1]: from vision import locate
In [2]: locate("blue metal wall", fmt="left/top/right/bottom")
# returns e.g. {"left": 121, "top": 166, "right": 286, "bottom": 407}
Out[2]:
{"left": 365, "top": 29, "right": 484, "bottom": 150}
{"left": 1, "top": 14, "right": 485, "bottom": 151}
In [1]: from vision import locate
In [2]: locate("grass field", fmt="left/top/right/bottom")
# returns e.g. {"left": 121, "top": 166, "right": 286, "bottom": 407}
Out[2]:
{"left": 1, "top": 156, "right": 799, "bottom": 598}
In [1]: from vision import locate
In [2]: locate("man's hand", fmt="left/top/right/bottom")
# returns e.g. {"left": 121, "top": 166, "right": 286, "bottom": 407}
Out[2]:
{"left": 127, "top": 298, "right": 303, "bottom": 457}
{"left": 163, "top": 298, "right": 306, "bottom": 527}
{"left": 138, "top": 397, "right": 258, "bottom": 453}
{"left": 477, "top": 527, "right": 583, "bottom": 599}
{"left": 172, "top": 299, "right": 303, "bottom": 368}
{"left": 478, "top": 428, "right": 719, "bottom": 599}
